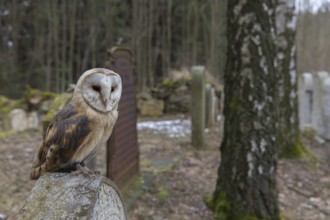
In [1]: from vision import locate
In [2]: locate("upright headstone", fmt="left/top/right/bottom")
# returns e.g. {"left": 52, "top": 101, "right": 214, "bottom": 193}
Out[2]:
{"left": 27, "top": 111, "right": 39, "bottom": 129}
{"left": 298, "top": 72, "right": 313, "bottom": 130}
{"left": 205, "top": 84, "right": 217, "bottom": 128}
{"left": 320, "top": 77, "right": 330, "bottom": 140}
{"left": 312, "top": 71, "right": 329, "bottom": 136}
{"left": 106, "top": 45, "right": 139, "bottom": 189}
{"left": 191, "top": 66, "right": 205, "bottom": 148}
{"left": 8, "top": 109, "right": 28, "bottom": 131}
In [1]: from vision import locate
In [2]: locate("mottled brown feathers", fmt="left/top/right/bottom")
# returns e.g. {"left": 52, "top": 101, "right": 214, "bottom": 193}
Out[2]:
{"left": 30, "top": 104, "right": 91, "bottom": 180}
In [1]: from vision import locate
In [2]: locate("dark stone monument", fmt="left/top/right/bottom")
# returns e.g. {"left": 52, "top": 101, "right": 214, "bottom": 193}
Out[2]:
{"left": 105, "top": 44, "right": 139, "bottom": 189}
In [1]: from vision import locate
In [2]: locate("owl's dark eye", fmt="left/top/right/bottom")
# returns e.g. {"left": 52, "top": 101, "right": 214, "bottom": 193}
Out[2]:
{"left": 111, "top": 86, "right": 116, "bottom": 92}
{"left": 92, "top": 85, "right": 101, "bottom": 92}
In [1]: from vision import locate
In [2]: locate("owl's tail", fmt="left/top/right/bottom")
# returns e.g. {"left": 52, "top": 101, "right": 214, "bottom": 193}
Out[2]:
{"left": 30, "top": 144, "right": 61, "bottom": 180}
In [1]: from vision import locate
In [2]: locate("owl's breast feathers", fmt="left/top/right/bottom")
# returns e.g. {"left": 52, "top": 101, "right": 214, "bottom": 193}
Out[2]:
{"left": 30, "top": 104, "right": 92, "bottom": 180}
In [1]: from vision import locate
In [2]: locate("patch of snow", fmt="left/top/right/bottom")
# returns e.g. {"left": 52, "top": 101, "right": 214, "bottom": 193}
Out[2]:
{"left": 0, "top": 213, "right": 6, "bottom": 219}
{"left": 137, "top": 119, "right": 191, "bottom": 138}
{"left": 7, "top": 41, "right": 13, "bottom": 48}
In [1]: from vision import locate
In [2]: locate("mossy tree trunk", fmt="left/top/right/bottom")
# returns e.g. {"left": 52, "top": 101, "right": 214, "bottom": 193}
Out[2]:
{"left": 276, "top": 0, "right": 305, "bottom": 158}
{"left": 210, "top": 0, "right": 279, "bottom": 219}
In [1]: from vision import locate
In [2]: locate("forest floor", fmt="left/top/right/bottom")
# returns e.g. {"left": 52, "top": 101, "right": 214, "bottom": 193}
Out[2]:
{"left": 0, "top": 115, "right": 329, "bottom": 220}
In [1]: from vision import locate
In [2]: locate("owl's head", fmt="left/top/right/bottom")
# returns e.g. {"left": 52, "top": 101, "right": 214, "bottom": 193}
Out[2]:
{"left": 75, "top": 68, "right": 122, "bottom": 113}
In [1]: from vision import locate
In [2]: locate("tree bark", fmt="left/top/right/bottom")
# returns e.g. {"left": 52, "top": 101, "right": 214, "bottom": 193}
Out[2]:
{"left": 18, "top": 173, "right": 127, "bottom": 220}
{"left": 211, "top": 0, "right": 279, "bottom": 219}
{"left": 276, "top": 0, "right": 304, "bottom": 158}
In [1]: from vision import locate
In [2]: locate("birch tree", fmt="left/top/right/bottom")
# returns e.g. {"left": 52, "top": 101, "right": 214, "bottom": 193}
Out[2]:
{"left": 276, "top": 0, "right": 305, "bottom": 158}
{"left": 209, "top": 0, "right": 280, "bottom": 219}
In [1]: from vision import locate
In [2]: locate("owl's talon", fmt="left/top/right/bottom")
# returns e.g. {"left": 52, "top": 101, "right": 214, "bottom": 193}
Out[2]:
{"left": 71, "top": 164, "right": 100, "bottom": 178}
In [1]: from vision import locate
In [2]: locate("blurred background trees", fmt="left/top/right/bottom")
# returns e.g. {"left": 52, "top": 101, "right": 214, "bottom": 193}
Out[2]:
{"left": 0, "top": 0, "right": 329, "bottom": 98}
{"left": 0, "top": 0, "right": 225, "bottom": 98}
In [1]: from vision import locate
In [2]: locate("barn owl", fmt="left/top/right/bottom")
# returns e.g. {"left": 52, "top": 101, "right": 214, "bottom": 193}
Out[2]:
{"left": 30, "top": 68, "right": 122, "bottom": 180}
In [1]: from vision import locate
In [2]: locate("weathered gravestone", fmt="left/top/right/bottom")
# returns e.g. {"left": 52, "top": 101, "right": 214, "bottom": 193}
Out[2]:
{"left": 312, "top": 71, "right": 330, "bottom": 138}
{"left": 27, "top": 111, "right": 39, "bottom": 129}
{"left": 8, "top": 108, "right": 28, "bottom": 131}
{"left": 205, "top": 83, "right": 217, "bottom": 128}
{"left": 298, "top": 72, "right": 314, "bottom": 130}
{"left": 18, "top": 173, "right": 127, "bottom": 220}
{"left": 320, "top": 76, "right": 330, "bottom": 140}
{"left": 105, "top": 44, "right": 139, "bottom": 189}
{"left": 191, "top": 66, "right": 205, "bottom": 148}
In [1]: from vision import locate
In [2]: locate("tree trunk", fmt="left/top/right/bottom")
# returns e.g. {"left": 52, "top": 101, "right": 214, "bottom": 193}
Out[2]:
{"left": 276, "top": 0, "right": 305, "bottom": 158}
{"left": 210, "top": 0, "right": 279, "bottom": 219}
{"left": 18, "top": 173, "right": 127, "bottom": 220}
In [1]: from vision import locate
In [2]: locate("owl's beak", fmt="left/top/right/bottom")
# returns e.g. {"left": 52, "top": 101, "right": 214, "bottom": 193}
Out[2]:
{"left": 99, "top": 85, "right": 110, "bottom": 107}
{"left": 103, "top": 98, "right": 108, "bottom": 106}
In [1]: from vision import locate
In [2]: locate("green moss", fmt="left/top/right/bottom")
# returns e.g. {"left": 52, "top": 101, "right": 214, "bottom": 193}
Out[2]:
{"left": 157, "top": 187, "right": 169, "bottom": 200}
{"left": 279, "top": 137, "right": 307, "bottom": 159}
{"left": 279, "top": 137, "right": 318, "bottom": 164}
{"left": 24, "top": 86, "right": 56, "bottom": 101}
{"left": 161, "top": 79, "right": 176, "bottom": 88}
{"left": 229, "top": 93, "right": 239, "bottom": 110}
{"left": 0, "top": 96, "right": 10, "bottom": 114}
{"left": 206, "top": 193, "right": 231, "bottom": 220}
{"left": 0, "top": 96, "right": 24, "bottom": 115}
{"left": 131, "top": 175, "right": 144, "bottom": 189}
{"left": 121, "top": 175, "right": 144, "bottom": 199}
{"left": 206, "top": 193, "right": 278, "bottom": 220}
{"left": 0, "top": 130, "right": 16, "bottom": 139}
{"left": 203, "top": 195, "right": 214, "bottom": 210}
{"left": 43, "top": 93, "right": 72, "bottom": 122}
{"left": 43, "top": 109, "right": 57, "bottom": 122}
{"left": 140, "top": 159, "right": 152, "bottom": 168}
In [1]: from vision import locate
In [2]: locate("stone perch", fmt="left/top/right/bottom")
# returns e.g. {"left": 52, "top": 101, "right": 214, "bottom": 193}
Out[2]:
{"left": 18, "top": 173, "right": 127, "bottom": 220}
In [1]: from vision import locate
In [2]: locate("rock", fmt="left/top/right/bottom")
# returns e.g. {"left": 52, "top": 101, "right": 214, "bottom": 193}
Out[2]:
{"left": 27, "top": 111, "right": 39, "bottom": 129}
{"left": 151, "top": 79, "right": 177, "bottom": 99}
{"left": 24, "top": 87, "right": 56, "bottom": 110}
{"left": 39, "top": 100, "right": 52, "bottom": 114}
{"left": 138, "top": 99, "right": 164, "bottom": 116}
{"left": 18, "top": 173, "right": 127, "bottom": 220}
{"left": 314, "top": 135, "right": 326, "bottom": 145}
{"left": 168, "top": 68, "right": 191, "bottom": 81}
{"left": 165, "top": 93, "right": 190, "bottom": 113}
{"left": 8, "top": 108, "right": 28, "bottom": 131}
{"left": 137, "top": 90, "right": 153, "bottom": 100}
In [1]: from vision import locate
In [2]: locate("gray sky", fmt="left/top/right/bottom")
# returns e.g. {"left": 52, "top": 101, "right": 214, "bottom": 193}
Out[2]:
{"left": 297, "top": 0, "right": 330, "bottom": 12}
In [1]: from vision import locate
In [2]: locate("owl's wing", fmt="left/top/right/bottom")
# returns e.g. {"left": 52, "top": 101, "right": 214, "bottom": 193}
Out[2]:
{"left": 30, "top": 104, "right": 91, "bottom": 180}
